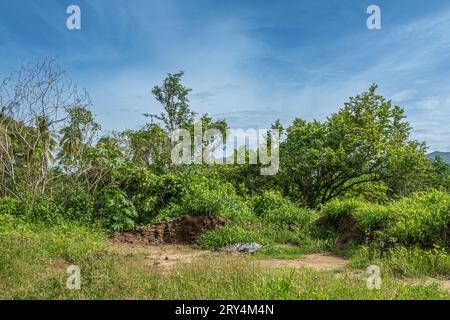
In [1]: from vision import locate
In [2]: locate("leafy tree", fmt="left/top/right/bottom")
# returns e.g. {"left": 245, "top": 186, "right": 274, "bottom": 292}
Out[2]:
{"left": 59, "top": 106, "right": 101, "bottom": 166}
{"left": 145, "top": 71, "right": 196, "bottom": 134}
{"left": 429, "top": 156, "right": 450, "bottom": 191}
{"left": 0, "top": 60, "right": 91, "bottom": 201}
{"left": 280, "top": 84, "right": 429, "bottom": 208}
{"left": 125, "top": 123, "right": 172, "bottom": 173}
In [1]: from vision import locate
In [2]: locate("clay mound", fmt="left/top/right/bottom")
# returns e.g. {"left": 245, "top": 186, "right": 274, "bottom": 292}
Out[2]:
{"left": 110, "top": 215, "right": 229, "bottom": 245}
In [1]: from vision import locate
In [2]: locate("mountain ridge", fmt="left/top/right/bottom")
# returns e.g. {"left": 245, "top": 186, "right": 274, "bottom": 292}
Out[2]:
{"left": 427, "top": 151, "right": 450, "bottom": 164}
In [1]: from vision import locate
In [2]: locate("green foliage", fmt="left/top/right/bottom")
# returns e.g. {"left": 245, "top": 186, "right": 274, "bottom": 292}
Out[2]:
{"left": 96, "top": 187, "right": 138, "bottom": 232}
{"left": 124, "top": 123, "right": 172, "bottom": 173}
{"left": 153, "top": 172, "right": 253, "bottom": 222}
{"left": 253, "top": 190, "right": 288, "bottom": 216}
{"left": 349, "top": 245, "right": 450, "bottom": 278}
{"left": 197, "top": 224, "right": 271, "bottom": 248}
{"left": 117, "top": 166, "right": 183, "bottom": 223}
{"left": 252, "top": 190, "right": 314, "bottom": 228}
{"left": 146, "top": 71, "right": 196, "bottom": 133}
{"left": 321, "top": 190, "right": 450, "bottom": 248}
{"left": 320, "top": 198, "right": 362, "bottom": 220}
{"left": 59, "top": 106, "right": 100, "bottom": 164}
{"left": 51, "top": 184, "right": 94, "bottom": 224}
{"left": 24, "top": 195, "right": 61, "bottom": 223}
{"left": 0, "top": 213, "right": 105, "bottom": 262}
{"left": 342, "top": 180, "right": 390, "bottom": 204}
{"left": 280, "top": 84, "right": 429, "bottom": 208}
{"left": 321, "top": 198, "right": 391, "bottom": 234}
{"left": 0, "top": 197, "right": 21, "bottom": 215}
{"left": 429, "top": 156, "right": 450, "bottom": 191}
{"left": 353, "top": 203, "right": 391, "bottom": 234}
{"left": 387, "top": 190, "right": 450, "bottom": 246}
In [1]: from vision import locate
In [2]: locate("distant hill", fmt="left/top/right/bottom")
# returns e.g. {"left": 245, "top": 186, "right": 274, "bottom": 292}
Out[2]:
{"left": 427, "top": 151, "right": 450, "bottom": 164}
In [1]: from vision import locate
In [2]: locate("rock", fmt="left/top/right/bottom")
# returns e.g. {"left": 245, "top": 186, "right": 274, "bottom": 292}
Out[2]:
{"left": 222, "top": 242, "right": 262, "bottom": 254}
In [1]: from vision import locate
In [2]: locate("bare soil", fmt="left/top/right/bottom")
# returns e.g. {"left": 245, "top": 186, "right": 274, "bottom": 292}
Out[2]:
{"left": 110, "top": 215, "right": 228, "bottom": 245}
{"left": 256, "top": 253, "right": 348, "bottom": 270}
{"left": 111, "top": 243, "right": 210, "bottom": 272}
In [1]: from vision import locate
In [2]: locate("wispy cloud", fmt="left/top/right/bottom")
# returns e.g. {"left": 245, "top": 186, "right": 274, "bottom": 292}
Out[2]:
{"left": 1, "top": 1, "right": 449, "bottom": 151}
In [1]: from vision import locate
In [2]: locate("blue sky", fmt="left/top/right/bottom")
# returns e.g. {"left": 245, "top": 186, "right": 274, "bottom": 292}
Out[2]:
{"left": 1, "top": 0, "right": 450, "bottom": 151}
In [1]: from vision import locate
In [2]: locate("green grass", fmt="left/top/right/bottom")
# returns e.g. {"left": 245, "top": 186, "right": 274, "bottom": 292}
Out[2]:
{"left": 254, "top": 241, "right": 331, "bottom": 260}
{"left": 319, "top": 191, "right": 450, "bottom": 248}
{"left": 347, "top": 245, "right": 450, "bottom": 279}
{"left": 0, "top": 214, "right": 448, "bottom": 300}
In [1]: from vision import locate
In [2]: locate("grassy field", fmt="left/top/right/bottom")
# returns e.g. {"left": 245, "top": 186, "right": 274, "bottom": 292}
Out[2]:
{"left": 1, "top": 216, "right": 448, "bottom": 300}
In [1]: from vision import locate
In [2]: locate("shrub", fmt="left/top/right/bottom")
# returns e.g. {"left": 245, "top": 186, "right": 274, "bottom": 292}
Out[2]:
{"left": 52, "top": 185, "right": 94, "bottom": 224}
{"left": 321, "top": 191, "right": 450, "bottom": 248}
{"left": 387, "top": 190, "right": 450, "bottom": 247}
{"left": 9, "top": 186, "right": 94, "bottom": 225}
{"left": 342, "top": 181, "right": 390, "bottom": 204}
{"left": 117, "top": 166, "right": 183, "bottom": 223}
{"left": 320, "top": 198, "right": 362, "bottom": 220}
{"left": 153, "top": 173, "right": 253, "bottom": 223}
{"left": 24, "top": 194, "right": 61, "bottom": 223}
{"left": 96, "top": 187, "right": 138, "bottom": 232}
{"left": 0, "top": 197, "right": 21, "bottom": 216}
{"left": 197, "top": 224, "right": 271, "bottom": 248}
{"left": 252, "top": 191, "right": 314, "bottom": 228}
{"left": 252, "top": 190, "right": 288, "bottom": 216}
{"left": 353, "top": 203, "right": 391, "bottom": 234}
{"left": 321, "top": 198, "right": 392, "bottom": 233}
{"left": 349, "top": 245, "right": 450, "bottom": 278}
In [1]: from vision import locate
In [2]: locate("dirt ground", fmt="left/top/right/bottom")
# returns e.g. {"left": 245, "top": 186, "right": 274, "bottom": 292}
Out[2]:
{"left": 109, "top": 242, "right": 450, "bottom": 293}
{"left": 111, "top": 242, "right": 348, "bottom": 271}
{"left": 111, "top": 243, "right": 210, "bottom": 272}
{"left": 256, "top": 253, "right": 348, "bottom": 270}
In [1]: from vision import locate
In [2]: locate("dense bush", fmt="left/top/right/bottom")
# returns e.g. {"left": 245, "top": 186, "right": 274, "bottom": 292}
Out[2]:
{"left": 0, "top": 197, "right": 21, "bottom": 216}
{"left": 2, "top": 185, "right": 94, "bottom": 225}
{"left": 117, "top": 166, "right": 183, "bottom": 223}
{"left": 349, "top": 245, "right": 450, "bottom": 278}
{"left": 320, "top": 190, "right": 450, "bottom": 248}
{"left": 321, "top": 198, "right": 391, "bottom": 235}
{"left": 153, "top": 173, "right": 253, "bottom": 222}
{"left": 197, "top": 224, "right": 271, "bottom": 248}
{"left": 95, "top": 187, "right": 138, "bottom": 232}
{"left": 23, "top": 194, "right": 61, "bottom": 223}
{"left": 52, "top": 185, "right": 94, "bottom": 224}
{"left": 252, "top": 190, "right": 314, "bottom": 228}
{"left": 387, "top": 190, "right": 450, "bottom": 247}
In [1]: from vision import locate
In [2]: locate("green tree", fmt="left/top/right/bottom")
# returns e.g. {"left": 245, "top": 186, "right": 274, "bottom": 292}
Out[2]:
{"left": 145, "top": 71, "right": 196, "bottom": 134}
{"left": 59, "top": 106, "right": 100, "bottom": 165}
{"left": 125, "top": 123, "right": 172, "bottom": 173}
{"left": 429, "top": 156, "right": 450, "bottom": 191}
{"left": 280, "top": 84, "right": 429, "bottom": 208}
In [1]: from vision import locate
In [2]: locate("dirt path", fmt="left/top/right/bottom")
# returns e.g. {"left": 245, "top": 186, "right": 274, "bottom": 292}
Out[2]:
{"left": 256, "top": 253, "right": 348, "bottom": 271}
{"left": 112, "top": 242, "right": 348, "bottom": 272}
{"left": 111, "top": 243, "right": 210, "bottom": 272}
{"left": 109, "top": 243, "right": 450, "bottom": 293}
